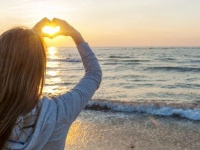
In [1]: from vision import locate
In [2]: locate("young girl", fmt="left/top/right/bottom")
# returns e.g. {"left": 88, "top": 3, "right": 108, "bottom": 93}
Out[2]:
{"left": 0, "top": 18, "right": 102, "bottom": 150}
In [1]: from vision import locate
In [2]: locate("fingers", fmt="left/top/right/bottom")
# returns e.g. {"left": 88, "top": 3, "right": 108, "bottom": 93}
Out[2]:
{"left": 38, "top": 17, "right": 51, "bottom": 24}
{"left": 52, "top": 18, "right": 72, "bottom": 27}
{"left": 33, "top": 17, "right": 80, "bottom": 38}
{"left": 52, "top": 18, "right": 79, "bottom": 36}
{"left": 33, "top": 17, "right": 51, "bottom": 29}
{"left": 52, "top": 18, "right": 65, "bottom": 24}
{"left": 32, "top": 17, "right": 51, "bottom": 38}
{"left": 39, "top": 17, "right": 51, "bottom": 26}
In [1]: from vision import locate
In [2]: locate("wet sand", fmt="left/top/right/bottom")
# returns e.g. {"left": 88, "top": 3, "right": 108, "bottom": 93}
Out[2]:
{"left": 65, "top": 110, "right": 200, "bottom": 150}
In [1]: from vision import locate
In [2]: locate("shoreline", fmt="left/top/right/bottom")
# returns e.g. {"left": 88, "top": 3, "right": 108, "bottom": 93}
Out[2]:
{"left": 86, "top": 99, "right": 200, "bottom": 121}
{"left": 66, "top": 110, "right": 200, "bottom": 150}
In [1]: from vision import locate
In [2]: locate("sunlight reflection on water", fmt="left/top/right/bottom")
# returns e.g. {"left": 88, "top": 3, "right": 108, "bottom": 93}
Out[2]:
{"left": 43, "top": 47, "right": 63, "bottom": 96}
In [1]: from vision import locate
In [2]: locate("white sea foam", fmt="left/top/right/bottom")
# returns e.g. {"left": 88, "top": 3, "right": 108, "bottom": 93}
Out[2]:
{"left": 86, "top": 100, "right": 200, "bottom": 121}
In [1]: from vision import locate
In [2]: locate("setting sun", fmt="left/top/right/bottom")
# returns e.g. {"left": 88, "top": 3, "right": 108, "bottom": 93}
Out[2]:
{"left": 42, "top": 26, "right": 60, "bottom": 36}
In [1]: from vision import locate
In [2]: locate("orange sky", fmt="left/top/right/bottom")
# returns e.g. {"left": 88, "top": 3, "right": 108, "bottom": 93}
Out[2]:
{"left": 0, "top": 0, "right": 200, "bottom": 47}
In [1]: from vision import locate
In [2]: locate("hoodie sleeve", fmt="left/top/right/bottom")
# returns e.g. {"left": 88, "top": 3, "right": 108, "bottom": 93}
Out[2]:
{"left": 53, "top": 42, "right": 102, "bottom": 124}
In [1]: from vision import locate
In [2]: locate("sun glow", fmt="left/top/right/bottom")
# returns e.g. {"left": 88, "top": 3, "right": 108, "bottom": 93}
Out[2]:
{"left": 42, "top": 26, "right": 60, "bottom": 36}
{"left": 47, "top": 47, "right": 57, "bottom": 55}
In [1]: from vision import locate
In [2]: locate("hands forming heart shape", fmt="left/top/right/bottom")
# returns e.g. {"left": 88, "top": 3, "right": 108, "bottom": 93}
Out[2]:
{"left": 33, "top": 17, "right": 78, "bottom": 39}
{"left": 33, "top": 17, "right": 85, "bottom": 45}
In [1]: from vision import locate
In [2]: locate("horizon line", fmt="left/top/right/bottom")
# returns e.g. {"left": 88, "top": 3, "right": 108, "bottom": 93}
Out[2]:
{"left": 53, "top": 45, "right": 200, "bottom": 48}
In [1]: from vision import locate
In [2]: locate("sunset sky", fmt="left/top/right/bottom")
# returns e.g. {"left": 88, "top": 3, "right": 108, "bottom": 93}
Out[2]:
{"left": 0, "top": 0, "right": 200, "bottom": 47}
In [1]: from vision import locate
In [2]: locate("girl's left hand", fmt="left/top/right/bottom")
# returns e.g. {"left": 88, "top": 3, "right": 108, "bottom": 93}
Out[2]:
{"left": 32, "top": 17, "right": 51, "bottom": 37}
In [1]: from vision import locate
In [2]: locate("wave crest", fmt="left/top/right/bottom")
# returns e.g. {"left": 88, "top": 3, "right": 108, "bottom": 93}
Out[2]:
{"left": 85, "top": 100, "right": 200, "bottom": 121}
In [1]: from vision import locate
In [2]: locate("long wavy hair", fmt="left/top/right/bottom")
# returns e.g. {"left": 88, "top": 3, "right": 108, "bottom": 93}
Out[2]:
{"left": 0, "top": 27, "right": 46, "bottom": 148}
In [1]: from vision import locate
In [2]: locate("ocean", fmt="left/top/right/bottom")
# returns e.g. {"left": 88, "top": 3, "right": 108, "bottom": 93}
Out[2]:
{"left": 43, "top": 46, "right": 200, "bottom": 149}
{"left": 43, "top": 46, "right": 200, "bottom": 121}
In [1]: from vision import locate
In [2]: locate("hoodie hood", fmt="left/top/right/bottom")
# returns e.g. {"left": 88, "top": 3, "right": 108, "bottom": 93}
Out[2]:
{"left": 5, "top": 98, "right": 57, "bottom": 150}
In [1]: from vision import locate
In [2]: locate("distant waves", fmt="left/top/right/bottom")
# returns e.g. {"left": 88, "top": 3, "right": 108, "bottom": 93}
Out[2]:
{"left": 145, "top": 66, "right": 200, "bottom": 73}
{"left": 44, "top": 47, "right": 200, "bottom": 111}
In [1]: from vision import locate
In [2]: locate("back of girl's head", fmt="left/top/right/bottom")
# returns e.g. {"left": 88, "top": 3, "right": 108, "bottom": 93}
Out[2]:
{"left": 0, "top": 27, "right": 46, "bottom": 148}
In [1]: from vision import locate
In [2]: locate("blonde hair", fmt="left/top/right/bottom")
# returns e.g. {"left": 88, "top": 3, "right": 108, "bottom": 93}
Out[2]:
{"left": 0, "top": 27, "right": 46, "bottom": 148}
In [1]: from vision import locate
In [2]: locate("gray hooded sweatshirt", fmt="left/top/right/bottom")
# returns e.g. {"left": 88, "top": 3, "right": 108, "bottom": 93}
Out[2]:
{"left": 5, "top": 42, "right": 102, "bottom": 150}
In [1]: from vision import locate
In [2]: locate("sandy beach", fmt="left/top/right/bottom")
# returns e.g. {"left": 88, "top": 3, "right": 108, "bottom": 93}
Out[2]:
{"left": 66, "top": 110, "right": 200, "bottom": 150}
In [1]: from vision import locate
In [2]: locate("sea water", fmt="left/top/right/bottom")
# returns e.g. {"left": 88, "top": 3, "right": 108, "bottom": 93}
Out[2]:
{"left": 43, "top": 46, "right": 200, "bottom": 121}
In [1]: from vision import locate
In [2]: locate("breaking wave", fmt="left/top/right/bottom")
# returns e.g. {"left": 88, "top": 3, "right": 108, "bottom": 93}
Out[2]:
{"left": 85, "top": 99, "right": 200, "bottom": 121}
